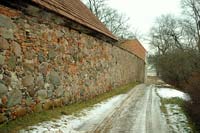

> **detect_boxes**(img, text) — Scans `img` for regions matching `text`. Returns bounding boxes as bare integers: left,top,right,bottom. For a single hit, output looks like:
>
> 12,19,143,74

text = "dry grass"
0,82,137,133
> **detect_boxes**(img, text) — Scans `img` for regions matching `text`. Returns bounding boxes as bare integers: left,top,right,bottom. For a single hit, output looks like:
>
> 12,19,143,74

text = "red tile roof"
119,39,146,61
31,0,117,40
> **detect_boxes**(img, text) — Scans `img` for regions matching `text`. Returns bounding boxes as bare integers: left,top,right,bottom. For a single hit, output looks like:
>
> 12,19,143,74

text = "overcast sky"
107,0,182,50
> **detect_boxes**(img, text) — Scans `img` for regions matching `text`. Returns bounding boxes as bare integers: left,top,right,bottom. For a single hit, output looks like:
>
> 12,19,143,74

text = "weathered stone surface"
3,74,11,86
56,30,64,38
25,97,33,106
13,41,21,57
35,74,44,89
0,5,146,125
10,72,20,89
27,88,37,97
48,70,60,86
24,50,36,60
23,62,35,72
0,6,21,18
0,14,16,29
0,83,7,98
48,50,56,60
25,5,40,16
54,17,65,25
0,55,5,65
7,89,22,107
39,62,49,75
44,83,54,98
7,55,16,69
38,52,45,63
63,90,71,105
55,86,64,97
37,90,47,101
0,37,9,50
1,29,14,40
22,74,34,87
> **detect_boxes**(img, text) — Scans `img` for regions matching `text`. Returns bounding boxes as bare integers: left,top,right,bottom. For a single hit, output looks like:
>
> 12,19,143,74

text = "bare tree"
149,14,183,55
82,0,136,39
86,0,107,20
181,0,200,51
148,1,200,128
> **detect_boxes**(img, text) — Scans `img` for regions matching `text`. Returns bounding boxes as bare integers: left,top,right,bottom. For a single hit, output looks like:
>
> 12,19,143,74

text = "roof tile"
119,39,146,61
31,0,117,40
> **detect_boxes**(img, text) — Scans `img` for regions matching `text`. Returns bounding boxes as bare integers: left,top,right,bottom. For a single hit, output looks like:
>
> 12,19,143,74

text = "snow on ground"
20,94,127,133
156,87,192,133
157,88,190,101
165,104,192,133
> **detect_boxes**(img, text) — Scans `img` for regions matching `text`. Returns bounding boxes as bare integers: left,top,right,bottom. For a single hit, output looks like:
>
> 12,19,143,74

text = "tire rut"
92,84,146,133
91,84,169,133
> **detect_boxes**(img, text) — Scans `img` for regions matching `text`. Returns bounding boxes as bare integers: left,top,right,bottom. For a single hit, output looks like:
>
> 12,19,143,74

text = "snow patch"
20,94,127,133
165,104,192,133
157,88,190,101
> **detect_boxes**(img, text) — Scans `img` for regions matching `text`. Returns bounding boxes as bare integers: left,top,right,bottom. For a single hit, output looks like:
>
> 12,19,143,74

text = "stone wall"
0,4,145,123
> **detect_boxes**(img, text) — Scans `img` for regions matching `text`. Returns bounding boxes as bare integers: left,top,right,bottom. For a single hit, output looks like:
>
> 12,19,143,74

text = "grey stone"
35,74,44,89
25,51,36,60
47,88,53,98
24,23,30,29
13,41,21,57
0,14,16,29
44,83,54,97
54,17,65,25
48,71,60,86
25,97,33,106
47,34,52,42
56,30,64,38
10,72,20,88
39,62,49,75
23,62,35,72
48,50,56,60
7,89,22,107
0,55,5,65
7,55,16,69
39,10,52,21
0,83,7,97
3,74,11,86
1,29,14,40
0,37,9,50
27,87,37,97
22,74,34,87
37,90,47,101
26,5,40,16
55,86,64,97
38,52,45,63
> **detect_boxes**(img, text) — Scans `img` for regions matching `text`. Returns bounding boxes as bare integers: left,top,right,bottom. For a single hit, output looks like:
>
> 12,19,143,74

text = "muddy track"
91,85,169,133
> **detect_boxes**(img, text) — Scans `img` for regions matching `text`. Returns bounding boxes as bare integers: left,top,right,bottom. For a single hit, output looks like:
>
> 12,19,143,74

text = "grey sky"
107,0,182,50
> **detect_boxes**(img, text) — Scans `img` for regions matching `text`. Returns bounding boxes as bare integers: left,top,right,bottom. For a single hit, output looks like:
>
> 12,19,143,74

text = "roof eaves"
31,0,118,41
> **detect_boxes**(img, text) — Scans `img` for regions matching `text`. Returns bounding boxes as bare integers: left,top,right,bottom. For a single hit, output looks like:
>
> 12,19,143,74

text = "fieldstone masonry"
0,4,145,124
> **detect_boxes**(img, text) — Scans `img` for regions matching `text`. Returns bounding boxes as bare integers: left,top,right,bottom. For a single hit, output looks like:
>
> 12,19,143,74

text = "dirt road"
78,84,169,133
22,84,172,133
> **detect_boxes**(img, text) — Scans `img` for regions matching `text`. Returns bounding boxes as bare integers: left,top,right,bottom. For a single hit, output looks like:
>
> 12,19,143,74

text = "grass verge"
0,82,137,133
160,97,184,114
159,97,197,132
